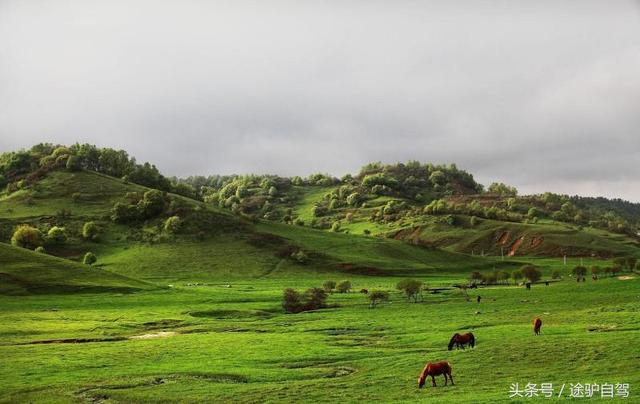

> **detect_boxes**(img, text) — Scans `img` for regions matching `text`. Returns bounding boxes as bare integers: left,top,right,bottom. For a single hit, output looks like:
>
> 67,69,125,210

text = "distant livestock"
533,317,542,335
448,332,475,350
359,288,368,294
418,361,454,388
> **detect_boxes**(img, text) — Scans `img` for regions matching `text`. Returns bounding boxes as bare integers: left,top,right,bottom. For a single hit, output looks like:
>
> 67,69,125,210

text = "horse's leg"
449,372,454,385
431,375,436,387
444,374,448,386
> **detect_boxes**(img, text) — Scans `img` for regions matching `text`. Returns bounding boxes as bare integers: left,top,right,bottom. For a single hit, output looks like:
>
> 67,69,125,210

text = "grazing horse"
418,361,454,388
533,317,542,335
448,332,475,350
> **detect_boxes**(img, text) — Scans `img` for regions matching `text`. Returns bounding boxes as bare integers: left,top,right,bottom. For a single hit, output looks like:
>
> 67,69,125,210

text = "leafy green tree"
336,280,352,293
369,290,389,308
282,288,302,313
396,279,423,302
164,216,182,234
572,266,587,282
521,265,542,284
11,225,43,249
429,170,446,186
302,288,328,311
138,190,167,218
47,226,67,244
66,155,81,171
83,252,97,265
323,280,336,293
82,221,99,241
346,192,361,206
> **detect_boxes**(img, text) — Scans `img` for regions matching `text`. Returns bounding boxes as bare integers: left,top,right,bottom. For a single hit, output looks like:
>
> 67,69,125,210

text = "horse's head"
418,374,426,388
447,333,459,351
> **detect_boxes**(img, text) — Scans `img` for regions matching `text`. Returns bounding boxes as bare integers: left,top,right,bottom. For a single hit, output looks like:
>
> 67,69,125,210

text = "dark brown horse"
418,361,454,388
447,332,475,350
533,318,542,335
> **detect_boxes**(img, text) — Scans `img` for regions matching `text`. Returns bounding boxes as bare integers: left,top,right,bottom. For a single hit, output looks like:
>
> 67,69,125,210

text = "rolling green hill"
0,242,152,295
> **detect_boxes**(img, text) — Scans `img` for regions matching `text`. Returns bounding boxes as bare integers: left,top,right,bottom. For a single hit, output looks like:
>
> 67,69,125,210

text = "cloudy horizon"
1,1,639,201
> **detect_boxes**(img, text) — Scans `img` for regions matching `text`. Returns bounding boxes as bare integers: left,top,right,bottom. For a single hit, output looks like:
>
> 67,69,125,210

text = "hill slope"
0,242,152,295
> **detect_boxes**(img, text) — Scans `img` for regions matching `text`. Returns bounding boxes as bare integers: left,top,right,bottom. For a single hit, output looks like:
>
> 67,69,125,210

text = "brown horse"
447,332,475,350
533,317,542,335
418,361,454,388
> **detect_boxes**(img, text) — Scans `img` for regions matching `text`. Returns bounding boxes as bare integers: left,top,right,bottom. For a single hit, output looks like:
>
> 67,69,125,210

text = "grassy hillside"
0,242,152,295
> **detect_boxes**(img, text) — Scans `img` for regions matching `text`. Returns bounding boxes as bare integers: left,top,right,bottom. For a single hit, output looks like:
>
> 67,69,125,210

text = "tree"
512,270,523,284
282,288,302,313
138,190,167,218
11,225,43,249
336,280,352,293
302,288,327,311
82,221,99,241
323,280,336,293
572,266,587,282
521,265,542,284
346,192,361,206
369,290,389,308
396,279,423,302
83,252,97,265
488,182,517,196
164,216,182,234
66,155,81,171
47,226,67,244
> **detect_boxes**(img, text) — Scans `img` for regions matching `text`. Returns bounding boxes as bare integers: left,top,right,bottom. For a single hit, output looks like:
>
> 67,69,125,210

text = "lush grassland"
1,268,638,403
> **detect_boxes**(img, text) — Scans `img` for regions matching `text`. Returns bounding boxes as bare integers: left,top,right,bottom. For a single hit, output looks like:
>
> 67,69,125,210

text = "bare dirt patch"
617,276,635,280
129,331,177,340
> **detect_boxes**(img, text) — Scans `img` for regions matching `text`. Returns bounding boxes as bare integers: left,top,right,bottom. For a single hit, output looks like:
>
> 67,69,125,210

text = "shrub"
282,287,327,313
164,216,182,234
323,280,336,293
369,290,389,308
331,221,341,232
521,265,542,284
470,216,478,226
396,279,423,302
294,218,304,226
138,190,167,219
83,252,97,265
572,266,587,281
47,226,67,244
363,229,371,236
11,225,43,249
302,287,327,311
82,221,99,241
336,280,352,293
35,246,46,254
282,288,302,313
551,269,561,279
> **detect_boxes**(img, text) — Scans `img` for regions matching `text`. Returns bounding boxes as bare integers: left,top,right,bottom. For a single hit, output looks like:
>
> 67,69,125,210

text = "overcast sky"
1,1,639,200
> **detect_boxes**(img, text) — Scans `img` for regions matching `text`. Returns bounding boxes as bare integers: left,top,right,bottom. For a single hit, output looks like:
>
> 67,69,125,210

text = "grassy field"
1,169,639,402
1,262,638,403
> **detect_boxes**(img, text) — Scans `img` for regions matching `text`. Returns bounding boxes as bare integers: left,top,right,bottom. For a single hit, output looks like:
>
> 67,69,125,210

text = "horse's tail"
469,332,475,348
447,334,458,350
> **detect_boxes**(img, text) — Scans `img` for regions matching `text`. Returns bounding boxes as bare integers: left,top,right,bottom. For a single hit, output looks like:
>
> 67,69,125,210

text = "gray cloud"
1,1,639,200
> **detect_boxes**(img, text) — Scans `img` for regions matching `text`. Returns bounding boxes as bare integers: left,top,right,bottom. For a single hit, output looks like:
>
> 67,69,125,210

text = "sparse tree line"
0,143,196,199
282,278,430,312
